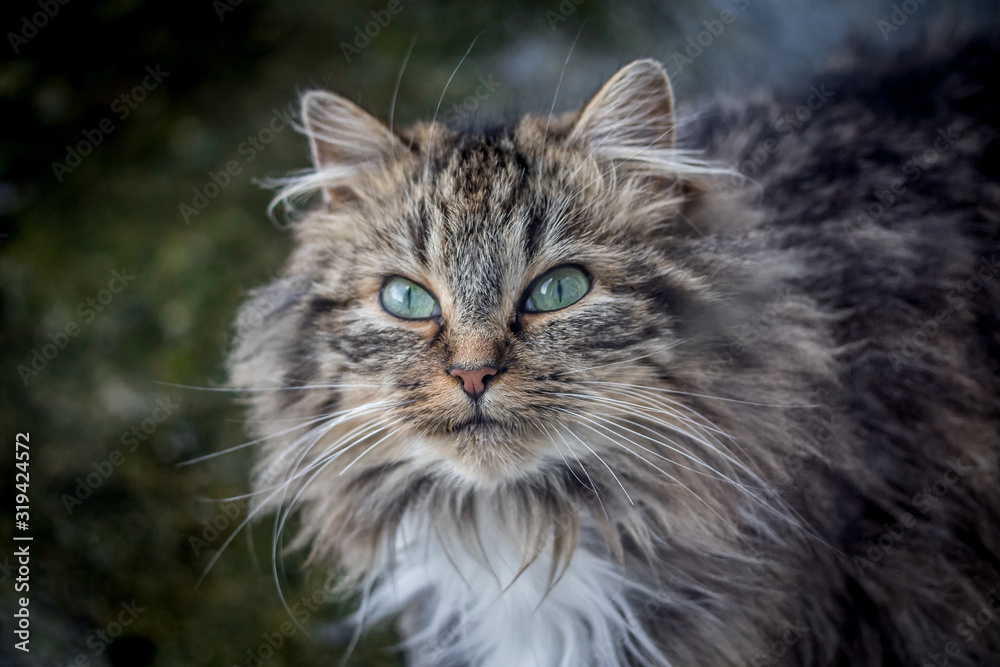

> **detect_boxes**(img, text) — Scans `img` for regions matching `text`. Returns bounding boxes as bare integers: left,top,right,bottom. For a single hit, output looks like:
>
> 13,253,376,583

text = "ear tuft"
301,90,407,171
570,59,676,157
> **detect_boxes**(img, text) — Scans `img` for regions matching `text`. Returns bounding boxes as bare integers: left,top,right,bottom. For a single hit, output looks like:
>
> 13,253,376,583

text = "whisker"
540,423,606,514
561,413,746,543
555,351,660,376
578,380,822,409
593,383,733,440
261,399,412,474
177,401,398,467
551,391,826,544
569,408,744,486
569,409,779,516
265,418,398,635
539,422,590,492
154,379,390,393
422,34,481,181
194,474,304,589
545,391,747,473
265,416,398,497
592,383,758,466
269,419,404,615
215,405,402,502
338,420,406,474
270,417,401,638
560,423,634,505
389,37,417,157
574,381,807,480
537,21,586,191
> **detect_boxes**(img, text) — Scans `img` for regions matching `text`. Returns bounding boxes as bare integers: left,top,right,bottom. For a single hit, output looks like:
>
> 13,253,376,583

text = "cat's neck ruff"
360,507,667,667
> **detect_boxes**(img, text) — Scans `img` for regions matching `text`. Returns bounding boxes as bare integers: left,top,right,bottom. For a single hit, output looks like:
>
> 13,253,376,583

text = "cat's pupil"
524,266,590,313
379,276,438,320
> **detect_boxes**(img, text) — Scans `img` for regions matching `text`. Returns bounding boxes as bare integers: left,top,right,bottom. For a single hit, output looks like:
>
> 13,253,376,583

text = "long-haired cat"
228,30,1000,666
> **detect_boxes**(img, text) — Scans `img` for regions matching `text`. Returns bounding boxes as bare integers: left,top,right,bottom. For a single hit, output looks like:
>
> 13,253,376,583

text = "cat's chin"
420,426,548,488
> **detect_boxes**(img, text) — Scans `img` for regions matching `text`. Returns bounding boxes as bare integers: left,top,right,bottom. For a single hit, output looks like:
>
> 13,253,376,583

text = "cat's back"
691,29,1000,381
683,32,1000,665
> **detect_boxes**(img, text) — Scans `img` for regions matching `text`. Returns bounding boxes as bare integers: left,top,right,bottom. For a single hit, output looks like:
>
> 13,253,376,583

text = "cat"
227,29,1000,667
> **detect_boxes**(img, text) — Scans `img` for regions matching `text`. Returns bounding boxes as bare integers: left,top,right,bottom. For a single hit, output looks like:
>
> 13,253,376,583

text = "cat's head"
231,60,760,499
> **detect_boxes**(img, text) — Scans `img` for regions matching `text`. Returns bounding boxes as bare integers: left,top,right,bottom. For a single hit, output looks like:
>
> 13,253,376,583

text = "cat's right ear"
300,90,409,202
569,59,676,157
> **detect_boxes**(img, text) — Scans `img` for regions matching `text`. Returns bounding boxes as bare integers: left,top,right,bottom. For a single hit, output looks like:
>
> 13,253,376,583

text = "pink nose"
449,365,499,399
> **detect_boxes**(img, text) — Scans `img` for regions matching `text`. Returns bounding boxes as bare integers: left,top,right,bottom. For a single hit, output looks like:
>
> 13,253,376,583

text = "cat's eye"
380,276,440,320
523,265,591,313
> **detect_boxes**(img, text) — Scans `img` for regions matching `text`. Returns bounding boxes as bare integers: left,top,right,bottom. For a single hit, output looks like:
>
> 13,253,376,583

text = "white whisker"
389,37,417,156
537,22,586,191
540,422,609,521
545,391,749,475
578,380,822,409
178,401,397,466
561,411,746,544
555,351,660,376
423,34,480,180
155,379,390,393
560,422,634,505
339,420,406,475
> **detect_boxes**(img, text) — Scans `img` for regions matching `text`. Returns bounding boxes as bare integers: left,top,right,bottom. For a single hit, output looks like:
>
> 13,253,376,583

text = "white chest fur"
359,513,667,667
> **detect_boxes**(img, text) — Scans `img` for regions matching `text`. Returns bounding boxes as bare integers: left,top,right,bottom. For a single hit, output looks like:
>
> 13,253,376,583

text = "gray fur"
229,33,1000,666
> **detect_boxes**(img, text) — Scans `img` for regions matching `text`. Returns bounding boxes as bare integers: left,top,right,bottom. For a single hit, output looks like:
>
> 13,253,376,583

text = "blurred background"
1,1,997,665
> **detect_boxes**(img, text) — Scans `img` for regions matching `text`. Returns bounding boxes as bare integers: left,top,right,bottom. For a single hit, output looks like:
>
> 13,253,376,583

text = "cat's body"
229,31,1000,666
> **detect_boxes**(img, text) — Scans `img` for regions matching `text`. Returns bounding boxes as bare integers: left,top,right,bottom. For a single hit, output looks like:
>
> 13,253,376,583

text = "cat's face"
240,61,725,489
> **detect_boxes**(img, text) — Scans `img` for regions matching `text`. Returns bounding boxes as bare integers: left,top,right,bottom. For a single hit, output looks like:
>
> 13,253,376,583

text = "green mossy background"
0,1,996,665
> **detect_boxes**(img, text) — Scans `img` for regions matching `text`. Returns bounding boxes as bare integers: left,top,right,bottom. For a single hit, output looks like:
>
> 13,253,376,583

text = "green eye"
524,266,591,313
380,277,439,320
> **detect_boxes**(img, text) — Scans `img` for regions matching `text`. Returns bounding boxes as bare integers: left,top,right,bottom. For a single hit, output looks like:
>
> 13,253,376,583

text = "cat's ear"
569,59,675,156
300,90,409,201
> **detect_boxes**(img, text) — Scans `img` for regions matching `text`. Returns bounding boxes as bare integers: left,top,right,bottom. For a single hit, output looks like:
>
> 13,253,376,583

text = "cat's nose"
448,365,499,400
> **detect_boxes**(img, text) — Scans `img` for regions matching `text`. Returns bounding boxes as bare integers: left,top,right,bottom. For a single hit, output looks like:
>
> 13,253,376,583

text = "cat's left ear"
569,59,675,156
300,90,410,202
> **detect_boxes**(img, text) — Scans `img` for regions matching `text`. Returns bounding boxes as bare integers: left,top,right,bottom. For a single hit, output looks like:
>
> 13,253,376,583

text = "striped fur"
230,38,1000,666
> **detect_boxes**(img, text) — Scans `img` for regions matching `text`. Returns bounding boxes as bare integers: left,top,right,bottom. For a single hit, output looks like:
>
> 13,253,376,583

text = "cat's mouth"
449,414,507,433
430,411,544,484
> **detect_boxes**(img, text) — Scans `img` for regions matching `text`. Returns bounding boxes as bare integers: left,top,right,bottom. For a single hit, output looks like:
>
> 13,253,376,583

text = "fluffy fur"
229,31,1000,666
